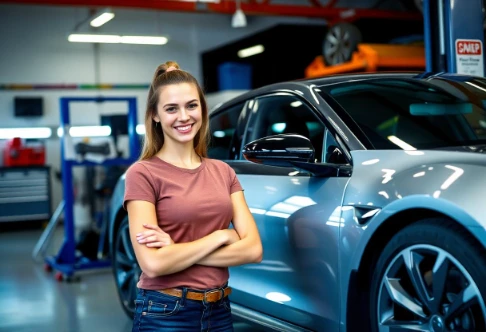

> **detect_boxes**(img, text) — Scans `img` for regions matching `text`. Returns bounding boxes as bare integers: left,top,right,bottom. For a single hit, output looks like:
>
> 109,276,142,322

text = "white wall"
0,4,326,214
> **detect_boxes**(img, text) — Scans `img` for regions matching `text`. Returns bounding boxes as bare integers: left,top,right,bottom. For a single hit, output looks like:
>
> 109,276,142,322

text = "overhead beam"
0,0,422,20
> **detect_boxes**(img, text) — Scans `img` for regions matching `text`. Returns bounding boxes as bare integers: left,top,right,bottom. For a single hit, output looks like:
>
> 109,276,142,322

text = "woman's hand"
136,224,174,248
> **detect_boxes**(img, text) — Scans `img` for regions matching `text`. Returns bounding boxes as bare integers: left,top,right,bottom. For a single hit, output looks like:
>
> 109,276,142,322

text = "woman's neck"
157,143,201,168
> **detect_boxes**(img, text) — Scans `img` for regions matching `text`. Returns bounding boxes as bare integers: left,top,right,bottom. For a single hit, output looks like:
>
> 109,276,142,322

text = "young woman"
124,61,263,331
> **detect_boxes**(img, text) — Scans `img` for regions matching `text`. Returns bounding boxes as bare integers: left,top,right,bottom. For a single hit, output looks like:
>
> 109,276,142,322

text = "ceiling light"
0,127,52,139
232,9,247,28
68,34,168,45
136,124,145,135
58,126,111,137
90,9,115,28
68,34,120,43
238,44,264,58
121,36,168,45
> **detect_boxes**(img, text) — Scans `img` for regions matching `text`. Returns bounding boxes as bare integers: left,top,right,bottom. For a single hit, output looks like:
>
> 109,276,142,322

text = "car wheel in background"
322,22,362,66
112,216,140,318
370,219,486,331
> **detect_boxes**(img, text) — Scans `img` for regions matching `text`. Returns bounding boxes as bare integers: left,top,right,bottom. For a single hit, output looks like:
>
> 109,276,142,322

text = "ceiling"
0,0,422,22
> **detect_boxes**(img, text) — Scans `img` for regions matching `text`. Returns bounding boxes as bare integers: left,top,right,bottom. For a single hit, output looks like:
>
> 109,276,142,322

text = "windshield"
318,76,486,150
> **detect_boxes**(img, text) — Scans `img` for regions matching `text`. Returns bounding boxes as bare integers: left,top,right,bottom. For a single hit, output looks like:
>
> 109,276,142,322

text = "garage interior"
0,0,484,331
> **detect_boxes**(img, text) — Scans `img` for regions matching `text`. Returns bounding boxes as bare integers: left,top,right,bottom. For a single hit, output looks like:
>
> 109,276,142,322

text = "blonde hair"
139,61,210,160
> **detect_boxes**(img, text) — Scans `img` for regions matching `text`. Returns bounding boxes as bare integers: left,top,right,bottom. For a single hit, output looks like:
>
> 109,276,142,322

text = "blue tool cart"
44,96,139,281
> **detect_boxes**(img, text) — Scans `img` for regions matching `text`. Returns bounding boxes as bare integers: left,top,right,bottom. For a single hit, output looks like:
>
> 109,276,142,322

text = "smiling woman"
122,61,262,331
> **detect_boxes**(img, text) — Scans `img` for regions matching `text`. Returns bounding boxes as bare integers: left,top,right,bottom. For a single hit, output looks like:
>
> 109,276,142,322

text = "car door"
220,93,350,331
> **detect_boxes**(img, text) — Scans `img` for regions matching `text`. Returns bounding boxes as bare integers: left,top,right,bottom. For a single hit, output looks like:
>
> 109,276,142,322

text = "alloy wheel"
323,23,360,66
377,244,486,331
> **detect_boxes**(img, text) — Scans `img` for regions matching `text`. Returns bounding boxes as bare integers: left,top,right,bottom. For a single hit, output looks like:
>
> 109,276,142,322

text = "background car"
109,71,486,331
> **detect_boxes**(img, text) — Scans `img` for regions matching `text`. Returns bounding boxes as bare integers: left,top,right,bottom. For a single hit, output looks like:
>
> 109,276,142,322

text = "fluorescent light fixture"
68,34,120,43
232,8,247,28
387,135,416,150
90,11,115,28
136,124,145,135
58,126,111,137
238,44,264,58
121,36,168,45
290,101,302,107
0,127,52,139
68,34,168,45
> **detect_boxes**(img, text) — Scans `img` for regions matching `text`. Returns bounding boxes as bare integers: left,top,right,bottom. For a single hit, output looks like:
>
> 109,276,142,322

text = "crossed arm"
126,191,263,278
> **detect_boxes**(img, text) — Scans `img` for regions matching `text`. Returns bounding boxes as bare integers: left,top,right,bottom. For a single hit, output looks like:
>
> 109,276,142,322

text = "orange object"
305,43,426,78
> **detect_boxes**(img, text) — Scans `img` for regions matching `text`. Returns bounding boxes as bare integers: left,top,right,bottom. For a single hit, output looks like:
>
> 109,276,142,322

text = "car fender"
346,194,486,273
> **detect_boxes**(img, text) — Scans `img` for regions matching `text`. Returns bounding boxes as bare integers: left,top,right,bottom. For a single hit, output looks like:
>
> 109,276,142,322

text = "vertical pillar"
424,0,484,76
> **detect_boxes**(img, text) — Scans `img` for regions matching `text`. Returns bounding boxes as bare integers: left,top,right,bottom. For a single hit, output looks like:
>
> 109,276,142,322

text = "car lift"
306,0,484,78
43,96,139,281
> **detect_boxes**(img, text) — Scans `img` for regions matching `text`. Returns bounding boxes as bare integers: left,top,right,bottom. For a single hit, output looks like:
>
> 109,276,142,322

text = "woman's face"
154,82,202,146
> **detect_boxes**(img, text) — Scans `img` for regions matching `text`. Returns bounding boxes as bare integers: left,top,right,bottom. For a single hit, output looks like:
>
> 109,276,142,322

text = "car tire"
322,22,362,66
112,216,141,318
369,218,486,331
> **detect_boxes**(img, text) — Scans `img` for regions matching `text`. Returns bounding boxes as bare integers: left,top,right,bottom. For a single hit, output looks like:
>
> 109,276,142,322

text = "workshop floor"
0,225,265,332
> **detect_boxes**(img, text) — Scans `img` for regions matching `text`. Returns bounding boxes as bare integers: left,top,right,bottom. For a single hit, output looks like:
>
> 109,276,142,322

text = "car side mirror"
243,134,352,177
242,134,315,167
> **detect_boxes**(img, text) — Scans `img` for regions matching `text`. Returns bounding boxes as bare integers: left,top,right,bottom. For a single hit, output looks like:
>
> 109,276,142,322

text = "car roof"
211,71,423,114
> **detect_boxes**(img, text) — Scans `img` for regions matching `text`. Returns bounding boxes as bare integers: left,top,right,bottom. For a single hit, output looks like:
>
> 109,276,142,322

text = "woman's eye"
188,103,198,109
166,107,176,113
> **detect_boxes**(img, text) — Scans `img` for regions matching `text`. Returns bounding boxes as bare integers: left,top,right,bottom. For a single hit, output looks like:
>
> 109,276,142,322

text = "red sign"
456,40,482,55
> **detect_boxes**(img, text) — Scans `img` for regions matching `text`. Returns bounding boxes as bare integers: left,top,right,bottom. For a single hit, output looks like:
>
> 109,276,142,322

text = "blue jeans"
132,288,234,332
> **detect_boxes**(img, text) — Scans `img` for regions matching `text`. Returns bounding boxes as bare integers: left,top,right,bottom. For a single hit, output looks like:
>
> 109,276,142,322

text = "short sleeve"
123,162,157,210
228,164,243,194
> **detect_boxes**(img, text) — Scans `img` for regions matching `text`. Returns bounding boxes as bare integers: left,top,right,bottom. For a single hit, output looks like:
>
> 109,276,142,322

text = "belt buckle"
204,288,224,303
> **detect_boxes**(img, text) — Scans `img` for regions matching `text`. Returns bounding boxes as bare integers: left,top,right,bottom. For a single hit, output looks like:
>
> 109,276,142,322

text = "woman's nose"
179,109,190,121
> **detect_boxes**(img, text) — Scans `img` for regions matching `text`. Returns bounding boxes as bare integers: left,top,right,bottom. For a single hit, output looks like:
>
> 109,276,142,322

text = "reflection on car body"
109,72,486,331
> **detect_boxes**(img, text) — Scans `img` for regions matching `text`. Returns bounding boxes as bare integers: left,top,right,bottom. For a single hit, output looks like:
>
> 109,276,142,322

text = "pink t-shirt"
123,156,243,290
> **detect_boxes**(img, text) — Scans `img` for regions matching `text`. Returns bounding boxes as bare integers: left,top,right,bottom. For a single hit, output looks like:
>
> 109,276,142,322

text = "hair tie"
166,66,178,73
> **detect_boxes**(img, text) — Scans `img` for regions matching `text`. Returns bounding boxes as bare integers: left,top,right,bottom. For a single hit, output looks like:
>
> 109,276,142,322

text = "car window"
246,95,325,162
319,78,486,149
208,102,245,160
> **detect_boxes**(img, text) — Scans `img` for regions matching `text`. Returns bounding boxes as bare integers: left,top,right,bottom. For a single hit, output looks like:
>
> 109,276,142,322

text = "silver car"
109,72,486,331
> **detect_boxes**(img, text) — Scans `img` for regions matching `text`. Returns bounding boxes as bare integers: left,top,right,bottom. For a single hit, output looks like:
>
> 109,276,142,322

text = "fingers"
137,235,158,244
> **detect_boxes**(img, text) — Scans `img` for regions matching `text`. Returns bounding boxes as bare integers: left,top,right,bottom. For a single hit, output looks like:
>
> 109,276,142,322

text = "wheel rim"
114,219,140,315
324,25,352,65
377,244,486,332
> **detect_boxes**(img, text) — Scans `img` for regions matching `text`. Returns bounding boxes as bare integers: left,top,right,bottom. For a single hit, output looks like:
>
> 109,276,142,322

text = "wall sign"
455,39,484,76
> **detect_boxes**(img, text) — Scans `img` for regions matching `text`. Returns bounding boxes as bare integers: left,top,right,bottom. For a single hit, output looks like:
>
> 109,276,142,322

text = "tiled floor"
0,224,264,332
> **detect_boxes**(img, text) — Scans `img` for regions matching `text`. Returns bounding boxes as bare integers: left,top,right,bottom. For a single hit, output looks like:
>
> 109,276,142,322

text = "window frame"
243,92,335,164
208,100,250,161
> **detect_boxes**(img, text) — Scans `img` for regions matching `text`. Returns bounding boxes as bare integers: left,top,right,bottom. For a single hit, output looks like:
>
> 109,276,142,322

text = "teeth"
176,125,191,131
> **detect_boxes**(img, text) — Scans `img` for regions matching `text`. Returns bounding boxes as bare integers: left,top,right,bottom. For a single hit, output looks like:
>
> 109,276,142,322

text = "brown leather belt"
158,286,232,303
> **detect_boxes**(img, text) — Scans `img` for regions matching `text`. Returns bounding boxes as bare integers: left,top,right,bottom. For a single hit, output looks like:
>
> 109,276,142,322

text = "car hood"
433,144,486,154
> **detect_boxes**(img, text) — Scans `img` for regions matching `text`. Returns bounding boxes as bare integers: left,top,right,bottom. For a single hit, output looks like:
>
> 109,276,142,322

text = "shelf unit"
44,96,139,280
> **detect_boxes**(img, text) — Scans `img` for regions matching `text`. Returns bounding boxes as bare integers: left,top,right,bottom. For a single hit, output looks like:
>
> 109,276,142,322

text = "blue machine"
424,0,484,76
45,96,140,281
